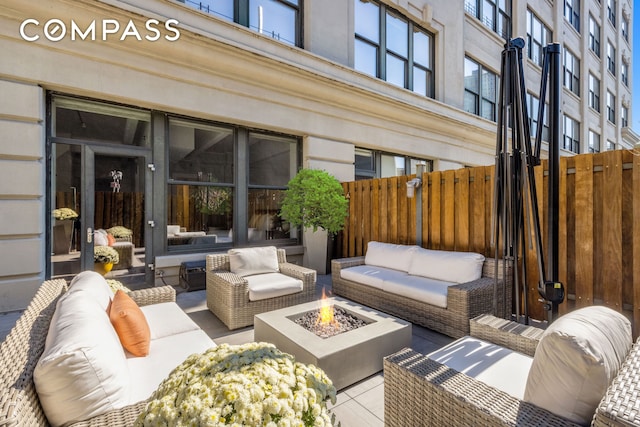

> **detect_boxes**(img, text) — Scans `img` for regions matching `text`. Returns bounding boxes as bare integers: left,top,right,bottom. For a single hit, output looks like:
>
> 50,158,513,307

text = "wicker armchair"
0,279,176,427
206,248,316,330
384,314,640,427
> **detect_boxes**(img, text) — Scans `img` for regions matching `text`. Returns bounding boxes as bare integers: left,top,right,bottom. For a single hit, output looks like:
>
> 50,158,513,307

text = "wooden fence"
337,150,640,333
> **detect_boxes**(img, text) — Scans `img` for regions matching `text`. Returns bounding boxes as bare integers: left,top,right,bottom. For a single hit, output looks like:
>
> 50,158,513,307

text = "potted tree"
280,169,349,274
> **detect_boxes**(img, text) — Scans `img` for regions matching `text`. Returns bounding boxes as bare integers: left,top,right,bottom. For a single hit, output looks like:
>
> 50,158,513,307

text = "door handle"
87,228,93,243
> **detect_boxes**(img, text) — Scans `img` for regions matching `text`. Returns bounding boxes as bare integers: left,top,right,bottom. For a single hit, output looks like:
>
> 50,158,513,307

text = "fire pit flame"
316,288,337,326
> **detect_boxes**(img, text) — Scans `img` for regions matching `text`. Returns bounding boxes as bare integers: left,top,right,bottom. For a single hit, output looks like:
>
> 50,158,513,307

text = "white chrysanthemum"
135,342,336,427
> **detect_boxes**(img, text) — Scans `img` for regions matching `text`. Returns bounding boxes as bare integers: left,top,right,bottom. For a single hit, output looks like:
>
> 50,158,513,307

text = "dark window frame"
464,56,498,122
589,15,601,57
527,9,552,67
564,0,580,32
563,47,580,96
464,0,512,39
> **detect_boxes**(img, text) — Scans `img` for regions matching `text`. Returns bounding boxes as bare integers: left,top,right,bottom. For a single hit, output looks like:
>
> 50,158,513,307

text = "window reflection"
249,0,297,45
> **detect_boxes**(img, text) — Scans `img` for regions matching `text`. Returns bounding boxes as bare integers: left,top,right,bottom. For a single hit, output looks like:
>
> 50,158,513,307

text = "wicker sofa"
331,241,512,338
206,247,316,330
0,276,214,427
384,312,640,427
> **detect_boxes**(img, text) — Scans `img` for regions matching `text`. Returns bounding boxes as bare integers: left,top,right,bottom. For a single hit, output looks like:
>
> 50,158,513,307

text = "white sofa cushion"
364,241,419,272
127,329,216,403
34,290,130,427
67,270,113,311
340,265,408,291
229,246,280,277
428,336,533,399
382,274,456,308
140,302,202,340
524,306,632,425
408,248,485,284
246,272,303,301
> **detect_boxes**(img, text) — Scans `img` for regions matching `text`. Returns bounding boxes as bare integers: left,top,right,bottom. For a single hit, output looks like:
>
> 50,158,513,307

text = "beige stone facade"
0,0,634,310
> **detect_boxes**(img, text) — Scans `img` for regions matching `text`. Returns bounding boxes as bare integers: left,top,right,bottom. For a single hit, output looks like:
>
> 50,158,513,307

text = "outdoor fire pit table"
254,296,412,390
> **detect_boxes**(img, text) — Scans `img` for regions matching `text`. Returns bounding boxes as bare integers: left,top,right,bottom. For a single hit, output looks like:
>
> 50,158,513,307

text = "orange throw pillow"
107,234,116,246
109,290,151,357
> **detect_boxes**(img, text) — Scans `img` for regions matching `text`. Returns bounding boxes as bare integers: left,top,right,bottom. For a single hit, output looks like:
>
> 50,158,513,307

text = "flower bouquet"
106,226,133,239
53,208,78,221
106,279,130,294
94,245,119,264
136,342,337,427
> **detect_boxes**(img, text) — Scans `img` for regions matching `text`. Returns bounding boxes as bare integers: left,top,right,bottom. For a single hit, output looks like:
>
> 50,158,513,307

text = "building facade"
0,0,635,310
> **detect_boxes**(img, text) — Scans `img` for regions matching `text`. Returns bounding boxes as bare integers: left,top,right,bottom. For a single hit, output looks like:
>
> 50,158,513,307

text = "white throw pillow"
34,288,131,427
364,241,419,272
407,248,485,283
524,306,632,425
228,246,280,277
67,270,113,311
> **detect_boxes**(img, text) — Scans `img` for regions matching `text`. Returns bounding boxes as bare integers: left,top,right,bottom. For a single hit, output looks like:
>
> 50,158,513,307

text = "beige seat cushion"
382,274,456,308
524,306,632,425
340,265,408,291
246,272,303,301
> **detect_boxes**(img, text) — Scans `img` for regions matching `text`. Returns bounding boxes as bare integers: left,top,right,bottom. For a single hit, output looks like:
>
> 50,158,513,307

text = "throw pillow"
109,290,151,357
523,305,632,425
228,246,280,277
364,241,419,272
107,233,116,246
407,248,485,284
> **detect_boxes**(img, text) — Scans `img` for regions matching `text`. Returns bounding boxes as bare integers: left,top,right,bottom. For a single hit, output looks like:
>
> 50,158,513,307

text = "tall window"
589,15,601,56
607,140,616,150
527,10,551,66
607,0,616,27
588,130,600,153
354,0,435,97
606,91,616,123
464,0,511,39
563,115,580,153
621,106,628,127
464,57,498,121
167,119,300,248
588,73,600,112
564,0,580,32
182,0,301,46
355,148,431,180
621,61,628,86
563,48,580,96
526,93,549,141
606,41,616,75
622,15,629,41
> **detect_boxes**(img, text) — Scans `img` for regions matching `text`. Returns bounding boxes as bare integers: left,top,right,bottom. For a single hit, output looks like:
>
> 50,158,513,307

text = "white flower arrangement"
53,208,78,220
94,245,119,264
106,226,133,239
136,342,337,427
106,279,130,294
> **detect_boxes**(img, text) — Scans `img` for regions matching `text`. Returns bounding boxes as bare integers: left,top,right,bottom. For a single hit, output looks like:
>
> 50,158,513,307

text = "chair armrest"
128,286,175,306
67,400,148,426
210,270,248,287
279,262,316,287
470,314,543,357
384,348,580,427
593,337,640,427
331,256,366,271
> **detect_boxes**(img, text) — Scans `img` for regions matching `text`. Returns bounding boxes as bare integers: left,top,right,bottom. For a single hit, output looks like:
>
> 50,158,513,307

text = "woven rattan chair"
0,279,176,427
384,314,640,427
206,248,316,330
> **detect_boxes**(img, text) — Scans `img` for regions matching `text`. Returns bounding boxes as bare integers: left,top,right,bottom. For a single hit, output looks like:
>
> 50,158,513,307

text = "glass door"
52,144,151,285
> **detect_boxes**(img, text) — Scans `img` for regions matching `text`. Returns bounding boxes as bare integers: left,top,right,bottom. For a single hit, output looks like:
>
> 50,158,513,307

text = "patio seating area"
0,274,454,426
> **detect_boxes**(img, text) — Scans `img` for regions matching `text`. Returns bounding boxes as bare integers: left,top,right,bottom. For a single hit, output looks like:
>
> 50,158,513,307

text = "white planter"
303,228,328,275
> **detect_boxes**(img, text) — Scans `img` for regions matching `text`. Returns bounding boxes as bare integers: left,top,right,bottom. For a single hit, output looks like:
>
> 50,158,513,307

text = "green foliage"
280,169,349,235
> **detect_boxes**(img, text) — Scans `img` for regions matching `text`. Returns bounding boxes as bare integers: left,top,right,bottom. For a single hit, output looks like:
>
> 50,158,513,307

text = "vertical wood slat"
469,166,486,254
442,170,455,250
603,151,623,310
362,180,372,254
455,168,470,251
371,178,380,244
558,156,569,316
430,171,442,250
389,177,399,244
421,171,430,246
574,155,594,308
397,175,409,244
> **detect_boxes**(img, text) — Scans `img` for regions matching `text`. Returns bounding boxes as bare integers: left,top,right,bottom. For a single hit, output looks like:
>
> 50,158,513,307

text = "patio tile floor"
0,274,454,426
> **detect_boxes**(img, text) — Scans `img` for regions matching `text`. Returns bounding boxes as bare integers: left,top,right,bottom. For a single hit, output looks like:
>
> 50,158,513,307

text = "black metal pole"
547,43,562,320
